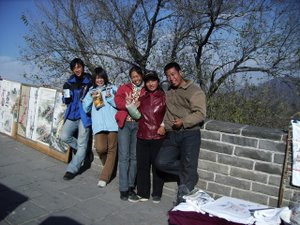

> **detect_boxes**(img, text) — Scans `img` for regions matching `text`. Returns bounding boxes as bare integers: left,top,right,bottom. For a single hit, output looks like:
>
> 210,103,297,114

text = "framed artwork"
17,85,31,137
49,91,68,153
32,87,56,145
0,80,21,136
0,80,70,162
26,87,38,139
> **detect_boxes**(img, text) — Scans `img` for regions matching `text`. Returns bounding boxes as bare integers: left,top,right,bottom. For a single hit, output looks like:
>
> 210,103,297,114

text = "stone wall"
93,119,300,207
195,120,298,207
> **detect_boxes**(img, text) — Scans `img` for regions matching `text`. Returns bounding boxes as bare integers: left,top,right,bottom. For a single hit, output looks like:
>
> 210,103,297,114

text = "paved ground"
0,133,174,225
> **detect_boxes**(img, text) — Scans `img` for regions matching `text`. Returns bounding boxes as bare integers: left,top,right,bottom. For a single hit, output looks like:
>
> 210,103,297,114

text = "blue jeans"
155,129,201,192
118,121,138,192
60,119,91,174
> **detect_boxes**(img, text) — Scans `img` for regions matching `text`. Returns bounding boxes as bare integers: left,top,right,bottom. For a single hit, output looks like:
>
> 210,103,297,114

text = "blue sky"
0,0,37,83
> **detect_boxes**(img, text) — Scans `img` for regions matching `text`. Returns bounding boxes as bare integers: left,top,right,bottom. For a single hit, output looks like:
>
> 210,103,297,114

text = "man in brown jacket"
156,62,206,205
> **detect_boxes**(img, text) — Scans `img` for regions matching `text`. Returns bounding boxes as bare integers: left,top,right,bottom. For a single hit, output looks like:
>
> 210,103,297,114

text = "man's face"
73,63,84,77
165,67,183,88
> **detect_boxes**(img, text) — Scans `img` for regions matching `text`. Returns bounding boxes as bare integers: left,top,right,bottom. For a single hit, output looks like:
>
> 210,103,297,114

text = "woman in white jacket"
82,67,118,187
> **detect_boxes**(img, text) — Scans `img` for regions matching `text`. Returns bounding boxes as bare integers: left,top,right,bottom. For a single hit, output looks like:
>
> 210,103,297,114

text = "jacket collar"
68,73,91,84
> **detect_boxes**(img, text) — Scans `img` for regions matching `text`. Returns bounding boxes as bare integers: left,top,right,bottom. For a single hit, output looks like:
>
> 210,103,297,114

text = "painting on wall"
17,85,31,137
49,91,68,152
32,87,56,145
292,119,300,187
26,87,38,139
0,80,21,136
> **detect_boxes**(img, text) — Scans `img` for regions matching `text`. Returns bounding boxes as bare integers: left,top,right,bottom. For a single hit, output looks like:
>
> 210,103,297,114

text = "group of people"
60,58,206,205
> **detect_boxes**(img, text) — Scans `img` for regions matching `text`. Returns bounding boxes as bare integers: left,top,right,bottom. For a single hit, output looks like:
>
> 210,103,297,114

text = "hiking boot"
63,172,76,180
120,191,129,201
152,196,161,204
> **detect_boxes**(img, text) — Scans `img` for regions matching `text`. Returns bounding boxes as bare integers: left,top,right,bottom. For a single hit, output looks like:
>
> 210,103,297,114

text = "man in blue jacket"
60,58,92,180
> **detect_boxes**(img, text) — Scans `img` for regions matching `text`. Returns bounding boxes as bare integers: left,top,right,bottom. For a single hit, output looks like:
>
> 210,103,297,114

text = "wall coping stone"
204,120,245,134
242,125,287,141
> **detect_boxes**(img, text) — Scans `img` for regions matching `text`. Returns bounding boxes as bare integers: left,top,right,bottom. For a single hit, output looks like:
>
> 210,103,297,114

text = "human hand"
105,86,111,98
134,100,140,108
157,126,166,135
172,118,183,130
91,91,99,98
125,92,133,105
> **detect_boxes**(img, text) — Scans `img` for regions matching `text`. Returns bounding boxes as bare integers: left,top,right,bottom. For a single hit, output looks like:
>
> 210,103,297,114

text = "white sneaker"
97,180,107,188
138,196,149,202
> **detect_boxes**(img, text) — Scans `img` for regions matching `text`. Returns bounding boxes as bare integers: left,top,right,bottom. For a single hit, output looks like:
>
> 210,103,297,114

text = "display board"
0,79,69,162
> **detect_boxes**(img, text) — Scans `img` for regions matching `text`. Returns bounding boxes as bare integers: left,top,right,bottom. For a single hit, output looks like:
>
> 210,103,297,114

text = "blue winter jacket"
62,73,92,128
82,84,118,134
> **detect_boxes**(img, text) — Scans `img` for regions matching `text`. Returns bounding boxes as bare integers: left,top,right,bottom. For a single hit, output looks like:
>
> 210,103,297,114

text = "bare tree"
21,0,299,92
21,0,172,86
168,0,300,97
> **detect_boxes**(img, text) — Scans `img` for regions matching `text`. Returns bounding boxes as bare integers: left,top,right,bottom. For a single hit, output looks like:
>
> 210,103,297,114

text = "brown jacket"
164,80,206,131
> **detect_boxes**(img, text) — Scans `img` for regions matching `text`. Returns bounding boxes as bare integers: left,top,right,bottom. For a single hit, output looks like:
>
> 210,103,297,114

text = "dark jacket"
137,89,166,140
62,73,92,128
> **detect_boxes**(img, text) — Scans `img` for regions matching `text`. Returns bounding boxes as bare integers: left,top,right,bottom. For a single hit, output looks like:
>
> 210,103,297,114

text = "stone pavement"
0,133,175,225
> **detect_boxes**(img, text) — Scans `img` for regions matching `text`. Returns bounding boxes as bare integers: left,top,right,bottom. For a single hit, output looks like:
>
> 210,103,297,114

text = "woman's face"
95,76,105,87
145,79,159,92
130,71,143,86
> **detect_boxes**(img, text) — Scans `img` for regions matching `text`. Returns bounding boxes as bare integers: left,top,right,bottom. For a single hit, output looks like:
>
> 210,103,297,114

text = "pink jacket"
114,83,145,128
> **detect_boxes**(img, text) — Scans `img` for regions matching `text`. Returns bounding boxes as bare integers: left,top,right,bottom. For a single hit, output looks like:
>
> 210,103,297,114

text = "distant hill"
255,76,300,111
214,76,300,130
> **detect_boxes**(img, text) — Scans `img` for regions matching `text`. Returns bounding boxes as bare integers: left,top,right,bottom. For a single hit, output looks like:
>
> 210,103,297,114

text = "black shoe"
152,196,161,204
128,187,136,196
120,191,129,201
63,172,76,180
174,195,185,206
128,192,141,203
128,187,142,202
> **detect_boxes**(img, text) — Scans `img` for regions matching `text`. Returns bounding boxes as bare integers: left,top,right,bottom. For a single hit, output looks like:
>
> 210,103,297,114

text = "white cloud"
0,56,36,84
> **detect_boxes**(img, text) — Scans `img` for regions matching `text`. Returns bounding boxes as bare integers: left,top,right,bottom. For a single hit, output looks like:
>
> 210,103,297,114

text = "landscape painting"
17,85,31,137
32,87,56,145
49,91,68,153
0,80,21,136
26,87,38,139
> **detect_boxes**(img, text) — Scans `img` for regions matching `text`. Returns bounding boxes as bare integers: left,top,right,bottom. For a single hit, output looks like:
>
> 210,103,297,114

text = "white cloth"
172,194,291,225
292,120,300,187
253,207,290,225
201,196,267,224
172,189,214,213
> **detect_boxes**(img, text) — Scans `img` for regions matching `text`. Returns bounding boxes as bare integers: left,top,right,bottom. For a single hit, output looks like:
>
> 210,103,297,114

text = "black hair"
163,62,181,74
129,65,144,78
70,58,85,71
144,70,159,83
144,71,164,92
93,67,109,87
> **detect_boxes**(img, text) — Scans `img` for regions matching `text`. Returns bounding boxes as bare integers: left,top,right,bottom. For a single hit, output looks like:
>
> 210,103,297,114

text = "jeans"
60,119,91,174
155,129,201,192
118,121,138,192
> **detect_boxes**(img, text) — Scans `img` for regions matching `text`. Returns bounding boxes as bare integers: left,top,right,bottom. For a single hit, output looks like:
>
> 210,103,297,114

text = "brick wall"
195,119,299,207
93,119,300,207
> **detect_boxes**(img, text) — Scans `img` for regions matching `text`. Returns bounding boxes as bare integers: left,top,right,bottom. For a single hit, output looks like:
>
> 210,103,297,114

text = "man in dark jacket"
60,58,92,180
